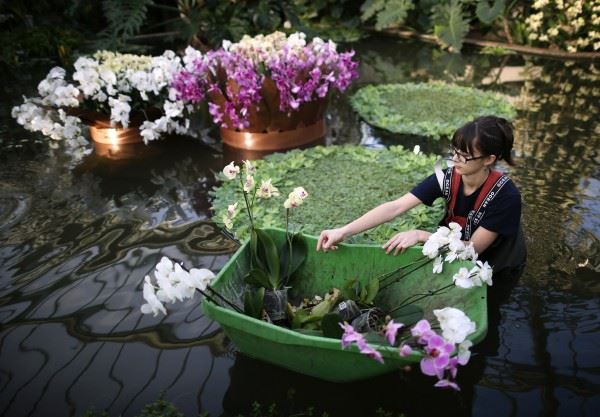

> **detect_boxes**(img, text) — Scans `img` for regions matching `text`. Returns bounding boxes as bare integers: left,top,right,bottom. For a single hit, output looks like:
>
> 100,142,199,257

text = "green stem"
388,282,454,315
285,208,292,284
379,257,436,291
240,176,254,230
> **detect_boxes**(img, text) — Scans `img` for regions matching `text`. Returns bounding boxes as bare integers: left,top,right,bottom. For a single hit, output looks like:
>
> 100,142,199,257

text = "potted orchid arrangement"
331,222,493,390
171,31,359,151
12,49,198,149
220,160,309,322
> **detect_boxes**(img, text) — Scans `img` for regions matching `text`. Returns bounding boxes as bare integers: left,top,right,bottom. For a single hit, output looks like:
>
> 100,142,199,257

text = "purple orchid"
434,379,461,391
384,320,404,345
171,33,359,128
419,334,455,379
411,319,436,344
339,322,384,364
399,344,413,357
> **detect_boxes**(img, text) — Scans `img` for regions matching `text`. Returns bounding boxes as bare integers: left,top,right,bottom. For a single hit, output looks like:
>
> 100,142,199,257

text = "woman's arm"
468,226,498,254
316,193,423,251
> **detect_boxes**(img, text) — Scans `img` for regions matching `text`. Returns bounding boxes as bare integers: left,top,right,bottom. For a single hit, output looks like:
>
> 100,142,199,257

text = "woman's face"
451,146,494,175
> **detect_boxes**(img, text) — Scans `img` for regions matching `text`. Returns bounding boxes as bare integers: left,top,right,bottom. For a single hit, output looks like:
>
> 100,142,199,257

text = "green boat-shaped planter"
203,228,487,382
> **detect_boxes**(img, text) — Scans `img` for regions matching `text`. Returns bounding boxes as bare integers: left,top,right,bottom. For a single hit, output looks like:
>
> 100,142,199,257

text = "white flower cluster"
525,0,600,52
225,31,337,65
433,307,477,344
141,256,216,317
12,49,196,145
422,222,494,288
220,160,307,231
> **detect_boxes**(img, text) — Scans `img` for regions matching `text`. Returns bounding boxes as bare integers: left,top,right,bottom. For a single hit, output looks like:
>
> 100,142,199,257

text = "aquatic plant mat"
210,145,445,243
350,82,516,139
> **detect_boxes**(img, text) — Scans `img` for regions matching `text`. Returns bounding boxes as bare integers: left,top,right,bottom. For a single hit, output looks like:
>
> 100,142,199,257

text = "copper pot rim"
220,119,326,151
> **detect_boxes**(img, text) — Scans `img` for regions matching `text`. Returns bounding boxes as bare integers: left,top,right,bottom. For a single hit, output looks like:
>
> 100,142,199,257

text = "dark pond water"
1,38,599,417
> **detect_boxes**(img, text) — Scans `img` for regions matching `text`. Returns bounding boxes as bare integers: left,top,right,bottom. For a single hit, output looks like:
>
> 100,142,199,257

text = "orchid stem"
240,176,254,230
388,283,454,314
202,286,244,313
379,257,436,291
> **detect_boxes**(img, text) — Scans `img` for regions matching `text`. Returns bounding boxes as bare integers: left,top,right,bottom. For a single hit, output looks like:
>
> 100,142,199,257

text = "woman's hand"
382,230,427,255
316,228,346,252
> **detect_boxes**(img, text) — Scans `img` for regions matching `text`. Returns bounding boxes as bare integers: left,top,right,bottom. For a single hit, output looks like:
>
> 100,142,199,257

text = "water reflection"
1,37,599,417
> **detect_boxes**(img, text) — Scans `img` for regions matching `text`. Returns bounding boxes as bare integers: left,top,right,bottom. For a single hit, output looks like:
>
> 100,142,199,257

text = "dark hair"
451,116,515,166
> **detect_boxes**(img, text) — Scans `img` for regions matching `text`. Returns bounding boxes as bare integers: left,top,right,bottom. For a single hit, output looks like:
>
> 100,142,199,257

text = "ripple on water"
0,191,30,233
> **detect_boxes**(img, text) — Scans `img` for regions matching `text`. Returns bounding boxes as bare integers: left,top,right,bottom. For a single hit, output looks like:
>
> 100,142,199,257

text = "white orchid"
140,257,216,316
243,175,255,193
457,340,473,365
433,255,444,274
452,267,479,289
243,160,257,175
256,179,280,199
222,162,240,180
433,307,476,344
471,260,493,286
222,214,233,230
188,268,216,291
227,202,238,218
422,239,440,259
13,50,191,144
459,243,478,261
140,276,167,316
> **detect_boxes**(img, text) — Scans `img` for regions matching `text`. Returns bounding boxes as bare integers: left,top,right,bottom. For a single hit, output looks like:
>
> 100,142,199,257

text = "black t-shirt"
410,170,522,237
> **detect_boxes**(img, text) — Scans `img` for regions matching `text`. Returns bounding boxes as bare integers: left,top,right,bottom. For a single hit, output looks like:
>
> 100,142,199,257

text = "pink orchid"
384,320,404,345
434,379,461,391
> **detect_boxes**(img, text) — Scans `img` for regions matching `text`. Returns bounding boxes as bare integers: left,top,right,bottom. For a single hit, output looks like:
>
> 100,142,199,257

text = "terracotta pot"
89,125,144,145
211,76,328,151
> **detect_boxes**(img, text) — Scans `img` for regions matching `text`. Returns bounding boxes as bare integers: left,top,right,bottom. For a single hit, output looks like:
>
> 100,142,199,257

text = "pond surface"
1,38,599,417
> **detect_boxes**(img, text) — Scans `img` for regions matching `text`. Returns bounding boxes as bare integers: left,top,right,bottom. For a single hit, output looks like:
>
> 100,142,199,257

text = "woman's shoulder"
491,173,522,207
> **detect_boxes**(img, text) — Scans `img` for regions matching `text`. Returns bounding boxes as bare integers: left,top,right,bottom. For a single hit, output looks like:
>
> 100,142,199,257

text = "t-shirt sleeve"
479,186,521,236
410,173,443,206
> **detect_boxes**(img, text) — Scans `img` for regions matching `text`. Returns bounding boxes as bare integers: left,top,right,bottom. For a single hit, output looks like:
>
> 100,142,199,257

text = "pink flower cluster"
171,33,359,129
340,318,472,391
267,41,358,112
410,319,470,391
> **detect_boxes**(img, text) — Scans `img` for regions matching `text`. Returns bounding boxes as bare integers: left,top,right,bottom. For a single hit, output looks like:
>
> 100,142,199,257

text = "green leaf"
360,0,386,22
432,0,470,52
390,304,424,327
255,228,280,288
244,268,272,289
243,287,265,319
364,276,380,304
321,313,344,339
280,233,308,286
374,0,414,30
359,286,369,304
476,0,505,25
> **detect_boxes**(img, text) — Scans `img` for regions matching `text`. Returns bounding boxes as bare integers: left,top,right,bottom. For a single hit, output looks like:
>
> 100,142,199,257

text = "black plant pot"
263,288,289,322
333,300,361,322
350,307,385,333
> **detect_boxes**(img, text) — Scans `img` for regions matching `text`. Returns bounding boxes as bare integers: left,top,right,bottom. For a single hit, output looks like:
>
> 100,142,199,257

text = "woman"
316,116,527,277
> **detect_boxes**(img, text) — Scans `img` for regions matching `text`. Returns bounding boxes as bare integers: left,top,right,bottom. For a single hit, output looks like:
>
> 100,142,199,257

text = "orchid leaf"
244,268,271,289
310,288,341,317
243,287,265,319
255,228,280,288
279,233,308,286
321,313,344,339
390,304,424,327
364,276,380,304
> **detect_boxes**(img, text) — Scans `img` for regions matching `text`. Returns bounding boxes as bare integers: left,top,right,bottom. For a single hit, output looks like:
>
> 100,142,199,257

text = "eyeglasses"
448,148,487,164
